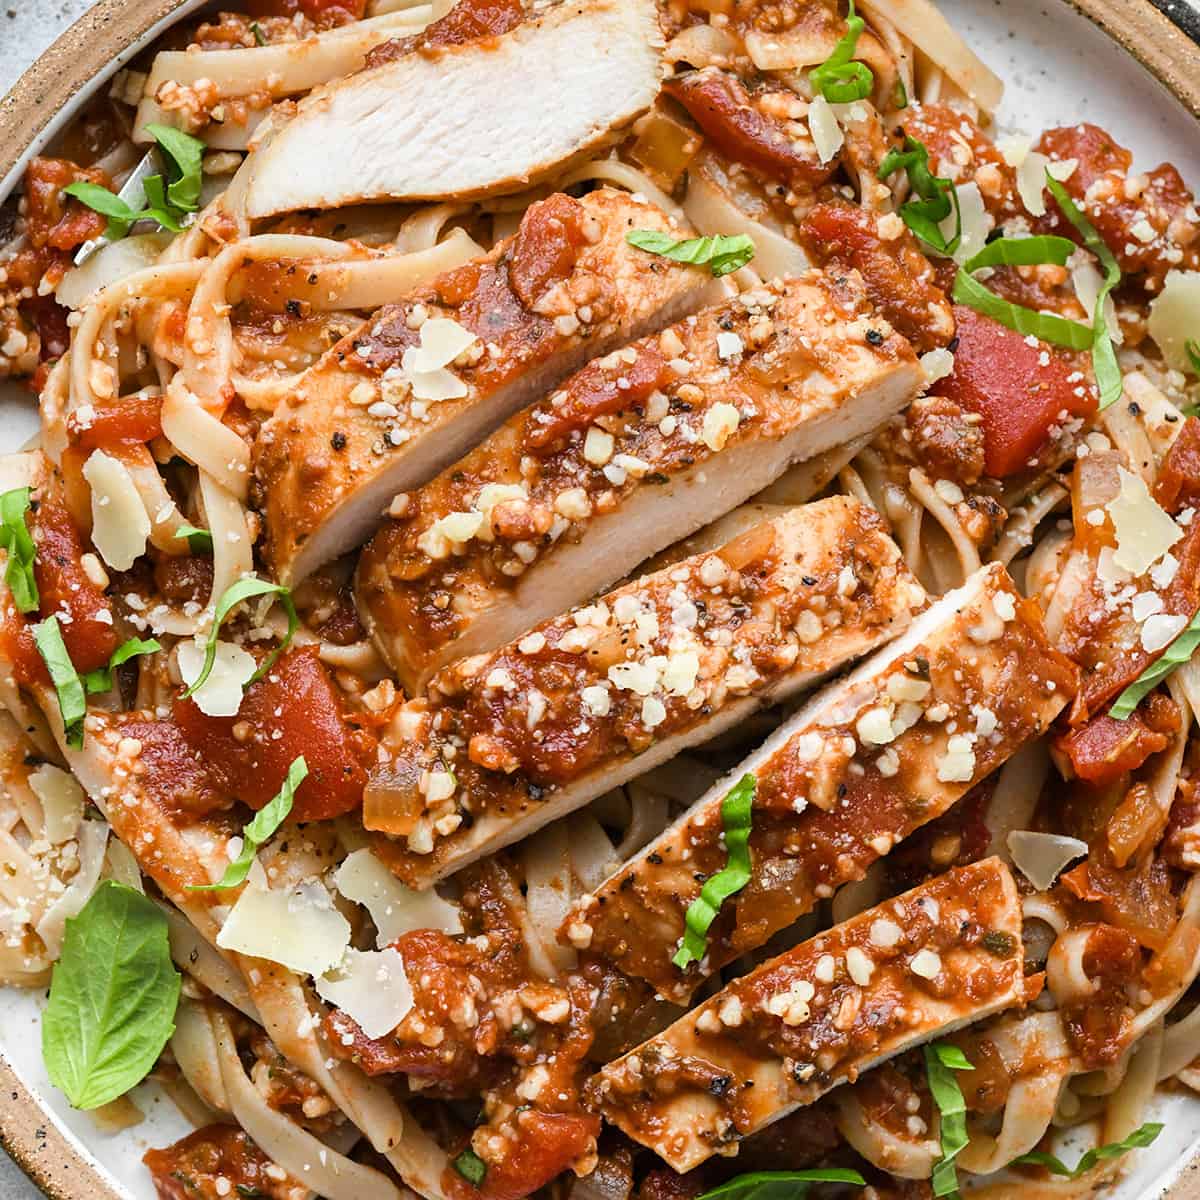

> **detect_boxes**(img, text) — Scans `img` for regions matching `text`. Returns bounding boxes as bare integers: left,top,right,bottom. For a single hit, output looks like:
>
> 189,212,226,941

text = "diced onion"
1007,830,1088,891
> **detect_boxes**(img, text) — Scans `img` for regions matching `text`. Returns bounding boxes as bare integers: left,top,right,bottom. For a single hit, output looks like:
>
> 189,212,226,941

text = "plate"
1,0,1199,1196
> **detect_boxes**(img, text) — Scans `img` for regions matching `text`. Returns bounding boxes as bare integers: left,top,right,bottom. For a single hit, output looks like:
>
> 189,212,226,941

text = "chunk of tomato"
932,306,1096,477
172,645,373,820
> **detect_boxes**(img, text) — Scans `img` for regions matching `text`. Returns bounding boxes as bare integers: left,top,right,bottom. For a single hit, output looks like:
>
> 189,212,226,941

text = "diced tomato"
70,393,165,450
799,202,953,352
1051,693,1179,786
32,493,119,673
144,1125,296,1200
445,1111,601,1200
21,157,109,252
664,69,832,188
1154,416,1200,513
931,306,1096,477
244,0,365,28
1050,921,1140,1068
507,192,589,312
172,645,373,820
22,295,71,364
114,715,229,817
419,0,525,48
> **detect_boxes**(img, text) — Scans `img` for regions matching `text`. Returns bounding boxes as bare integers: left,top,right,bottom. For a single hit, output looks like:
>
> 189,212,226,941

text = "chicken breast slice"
254,189,716,583
587,857,1027,1172
574,562,1077,1002
362,497,926,886
356,270,924,692
243,0,661,216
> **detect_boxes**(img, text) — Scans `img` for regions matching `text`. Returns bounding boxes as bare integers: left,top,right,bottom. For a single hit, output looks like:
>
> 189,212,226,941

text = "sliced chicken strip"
357,270,924,692
363,497,926,885
254,189,717,582
243,0,661,216
587,857,1027,1172
574,562,1076,1002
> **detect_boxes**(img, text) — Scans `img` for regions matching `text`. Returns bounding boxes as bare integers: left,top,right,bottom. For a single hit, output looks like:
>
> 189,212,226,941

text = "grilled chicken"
575,562,1077,1002
357,271,924,692
243,0,661,217
362,498,926,886
587,857,1026,1172
254,189,716,583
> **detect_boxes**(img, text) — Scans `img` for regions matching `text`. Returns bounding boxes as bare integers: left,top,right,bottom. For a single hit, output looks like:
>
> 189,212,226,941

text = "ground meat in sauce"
1052,922,1140,1068
904,393,987,486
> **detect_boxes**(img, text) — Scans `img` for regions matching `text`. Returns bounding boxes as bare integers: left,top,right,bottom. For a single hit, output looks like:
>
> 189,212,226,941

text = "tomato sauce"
70,393,166,451
144,1125,298,1200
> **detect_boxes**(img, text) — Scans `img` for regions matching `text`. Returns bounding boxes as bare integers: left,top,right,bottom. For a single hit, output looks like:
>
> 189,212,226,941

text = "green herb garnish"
82,637,162,695
1111,611,1200,719
1011,1122,1162,1178
925,1041,973,1197
453,1149,487,1188
878,135,960,255
625,231,755,278
188,756,308,892
183,575,297,700
250,20,267,45
1186,339,1200,374
697,1169,867,1200
175,524,213,553
42,881,181,1109
808,0,874,103
33,615,87,750
0,486,39,614
673,773,755,970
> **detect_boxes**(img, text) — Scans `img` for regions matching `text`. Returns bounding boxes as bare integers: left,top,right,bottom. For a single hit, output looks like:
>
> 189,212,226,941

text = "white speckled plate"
1,1,1199,1196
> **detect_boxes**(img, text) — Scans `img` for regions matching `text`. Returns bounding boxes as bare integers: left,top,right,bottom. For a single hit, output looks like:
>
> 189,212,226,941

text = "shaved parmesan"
947,181,989,265
1107,467,1182,577
405,318,478,372
316,947,413,1038
29,763,85,844
177,639,257,718
1007,830,1087,891
333,848,463,947
1147,270,1200,372
807,95,843,165
82,450,151,571
997,134,1031,168
1016,150,1051,217
1071,254,1122,343
217,881,351,976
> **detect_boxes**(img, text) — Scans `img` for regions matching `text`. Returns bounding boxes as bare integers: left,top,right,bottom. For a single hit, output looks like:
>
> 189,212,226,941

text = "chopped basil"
453,1149,487,1187
175,523,214,553
250,20,267,45
808,0,874,104
188,756,308,892
82,637,162,695
1186,338,1200,374
697,1169,866,1200
877,136,960,255
33,615,87,750
625,230,755,277
959,234,1077,271
1011,1121,1162,1178
0,486,39,614
64,125,205,240
1110,611,1200,719
1044,172,1122,409
891,76,908,110
951,269,1093,350
673,773,755,970
924,1041,972,1198
42,881,181,1109
182,575,297,700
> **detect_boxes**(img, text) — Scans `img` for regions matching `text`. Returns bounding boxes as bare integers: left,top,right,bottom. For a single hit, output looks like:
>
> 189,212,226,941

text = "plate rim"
1,0,1200,1196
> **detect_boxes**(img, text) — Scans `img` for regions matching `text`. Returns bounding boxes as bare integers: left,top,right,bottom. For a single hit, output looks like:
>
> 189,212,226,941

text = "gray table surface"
2,0,1200,1197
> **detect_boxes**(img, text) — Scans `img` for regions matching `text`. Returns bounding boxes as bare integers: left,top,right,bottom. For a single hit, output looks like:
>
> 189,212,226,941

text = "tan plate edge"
0,1053,124,1200
1,0,1200,1196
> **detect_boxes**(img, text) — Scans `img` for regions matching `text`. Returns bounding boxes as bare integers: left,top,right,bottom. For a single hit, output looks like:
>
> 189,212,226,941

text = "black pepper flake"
285,299,302,318
708,1075,733,1097
527,783,544,800
946,336,960,353
802,575,818,587
331,431,347,451
866,329,884,346
648,852,663,864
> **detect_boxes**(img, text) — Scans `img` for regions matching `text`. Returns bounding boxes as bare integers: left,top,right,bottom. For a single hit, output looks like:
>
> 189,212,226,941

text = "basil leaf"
175,523,214,553
140,175,185,233
33,615,87,750
182,575,297,700
1044,172,1123,409
673,773,755,969
1011,1121,1162,1178
892,76,908,110
878,136,959,255
808,0,874,103
625,231,755,277
0,486,40,614
924,1041,972,1198
962,235,1077,272
250,20,267,45
42,880,181,1109
1110,611,1200,719
698,1168,866,1200
952,269,1095,350
453,1149,487,1187
82,637,162,695
145,123,206,212
1186,338,1200,375
188,756,308,892
62,181,138,240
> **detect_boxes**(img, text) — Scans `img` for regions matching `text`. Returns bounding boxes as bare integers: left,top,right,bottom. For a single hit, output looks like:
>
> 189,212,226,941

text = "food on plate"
0,0,1198,1197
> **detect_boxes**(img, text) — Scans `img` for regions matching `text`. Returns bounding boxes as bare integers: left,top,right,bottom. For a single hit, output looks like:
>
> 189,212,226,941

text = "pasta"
1,0,1199,1198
